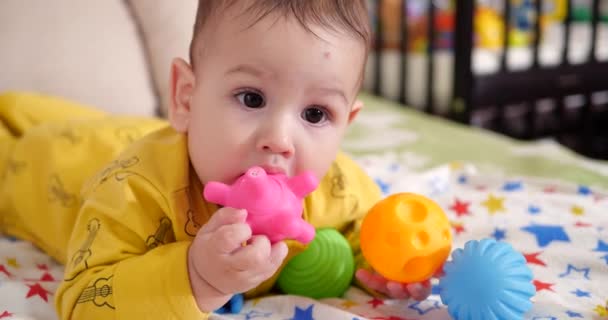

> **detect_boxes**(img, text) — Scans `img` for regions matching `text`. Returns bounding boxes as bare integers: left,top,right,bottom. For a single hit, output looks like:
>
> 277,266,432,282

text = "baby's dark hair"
189,0,371,67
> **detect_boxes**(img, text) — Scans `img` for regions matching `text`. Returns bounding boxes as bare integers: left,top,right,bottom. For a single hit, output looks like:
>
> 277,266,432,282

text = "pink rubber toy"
203,166,319,244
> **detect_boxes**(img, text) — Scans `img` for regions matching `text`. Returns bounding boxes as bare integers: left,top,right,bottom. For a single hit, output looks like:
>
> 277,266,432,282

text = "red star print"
524,252,547,267
449,198,471,217
0,265,12,277
367,297,384,308
37,264,49,271
594,194,607,202
39,272,55,281
0,311,13,319
574,221,592,228
475,185,487,191
543,186,556,193
452,223,466,235
372,317,415,320
533,280,555,292
25,283,52,302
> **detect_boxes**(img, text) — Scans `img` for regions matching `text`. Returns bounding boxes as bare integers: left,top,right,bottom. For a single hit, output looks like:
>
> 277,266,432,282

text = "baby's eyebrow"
316,87,348,106
226,64,267,78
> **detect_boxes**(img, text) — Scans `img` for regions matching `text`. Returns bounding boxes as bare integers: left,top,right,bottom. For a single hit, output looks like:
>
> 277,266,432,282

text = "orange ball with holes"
360,193,452,283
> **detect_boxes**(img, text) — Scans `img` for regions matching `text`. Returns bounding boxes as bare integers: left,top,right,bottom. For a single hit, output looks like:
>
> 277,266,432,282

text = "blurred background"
365,0,608,159
1,0,607,159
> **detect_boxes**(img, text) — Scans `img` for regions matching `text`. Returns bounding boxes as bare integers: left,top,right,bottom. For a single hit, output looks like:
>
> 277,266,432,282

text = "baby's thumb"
201,207,247,234
269,241,288,268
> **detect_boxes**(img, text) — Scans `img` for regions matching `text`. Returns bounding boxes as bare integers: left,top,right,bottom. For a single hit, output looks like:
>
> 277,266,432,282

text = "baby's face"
180,6,365,185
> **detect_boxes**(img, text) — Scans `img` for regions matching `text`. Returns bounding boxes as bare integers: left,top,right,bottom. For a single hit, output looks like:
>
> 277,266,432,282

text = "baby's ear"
169,58,195,132
348,99,364,124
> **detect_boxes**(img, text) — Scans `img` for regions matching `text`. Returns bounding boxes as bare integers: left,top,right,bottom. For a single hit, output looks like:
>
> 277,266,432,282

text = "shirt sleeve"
54,171,208,320
304,152,384,296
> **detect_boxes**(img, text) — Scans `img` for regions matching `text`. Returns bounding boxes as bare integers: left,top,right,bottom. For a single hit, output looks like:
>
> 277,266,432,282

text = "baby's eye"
236,91,265,109
302,107,328,124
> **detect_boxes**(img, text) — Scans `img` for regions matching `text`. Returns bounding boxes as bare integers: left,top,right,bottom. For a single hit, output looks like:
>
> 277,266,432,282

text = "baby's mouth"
258,165,287,175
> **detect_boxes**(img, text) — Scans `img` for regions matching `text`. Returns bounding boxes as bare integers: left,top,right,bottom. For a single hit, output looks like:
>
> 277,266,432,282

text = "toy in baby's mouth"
203,166,319,244
203,166,320,314
360,193,537,320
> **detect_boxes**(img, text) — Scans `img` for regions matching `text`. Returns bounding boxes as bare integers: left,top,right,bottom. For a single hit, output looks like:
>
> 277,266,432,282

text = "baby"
0,1,431,319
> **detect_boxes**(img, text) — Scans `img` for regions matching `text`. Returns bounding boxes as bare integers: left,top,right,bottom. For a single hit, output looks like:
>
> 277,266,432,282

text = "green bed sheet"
343,93,608,190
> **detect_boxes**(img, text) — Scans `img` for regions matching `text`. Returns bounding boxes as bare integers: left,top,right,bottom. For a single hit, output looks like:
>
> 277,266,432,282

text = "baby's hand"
355,269,432,301
188,207,288,311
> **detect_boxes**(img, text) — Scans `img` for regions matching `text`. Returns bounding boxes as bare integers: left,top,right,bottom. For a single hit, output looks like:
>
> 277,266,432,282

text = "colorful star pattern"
571,289,590,298
451,221,465,235
593,240,608,252
341,300,358,309
1,163,607,320
492,228,506,241
524,252,547,266
521,224,570,247
528,205,541,215
533,280,555,292
0,265,11,277
565,310,583,318
558,264,590,280
577,186,592,196
482,194,506,214
594,302,608,316
571,205,585,216
290,305,314,320
367,298,384,308
503,181,523,191
6,258,19,269
449,198,471,217
25,283,52,302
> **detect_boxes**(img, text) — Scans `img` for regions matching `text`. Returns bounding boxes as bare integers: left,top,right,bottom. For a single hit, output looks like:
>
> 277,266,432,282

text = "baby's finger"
386,281,411,300
211,223,252,253
355,269,389,294
200,208,247,234
406,281,432,301
230,235,272,271
267,241,288,272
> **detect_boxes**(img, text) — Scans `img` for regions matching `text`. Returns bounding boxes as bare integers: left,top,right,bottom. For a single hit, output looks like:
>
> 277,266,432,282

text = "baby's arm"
55,174,205,319
55,172,287,319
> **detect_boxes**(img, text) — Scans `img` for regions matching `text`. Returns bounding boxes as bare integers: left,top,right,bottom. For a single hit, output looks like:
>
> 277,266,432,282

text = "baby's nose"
256,125,294,157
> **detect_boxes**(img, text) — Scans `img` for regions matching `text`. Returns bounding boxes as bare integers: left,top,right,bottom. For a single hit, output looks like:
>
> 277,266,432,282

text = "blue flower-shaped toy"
439,239,536,320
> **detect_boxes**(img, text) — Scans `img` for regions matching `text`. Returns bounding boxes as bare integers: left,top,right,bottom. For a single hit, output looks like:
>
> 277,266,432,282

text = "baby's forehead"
189,1,370,67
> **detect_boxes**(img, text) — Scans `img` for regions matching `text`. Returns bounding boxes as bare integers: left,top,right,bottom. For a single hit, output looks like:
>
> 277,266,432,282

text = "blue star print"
577,185,592,196
245,310,273,320
290,305,314,320
503,181,523,191
593,240,608,252
558,264,590,280
532,317,557,320
409,300,441,315
565,311,583,318
521,224,570,247
601,254,608,265
375,178,390,195
492,228,506,241
571,289,591,297
528,205,541,215
458,175,467,184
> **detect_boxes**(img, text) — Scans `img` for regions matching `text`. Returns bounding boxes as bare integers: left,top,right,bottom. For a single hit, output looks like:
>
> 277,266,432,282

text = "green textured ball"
277,228,355,299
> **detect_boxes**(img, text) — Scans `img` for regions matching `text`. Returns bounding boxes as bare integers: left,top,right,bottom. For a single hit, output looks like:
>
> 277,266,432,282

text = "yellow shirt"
0,92,382,320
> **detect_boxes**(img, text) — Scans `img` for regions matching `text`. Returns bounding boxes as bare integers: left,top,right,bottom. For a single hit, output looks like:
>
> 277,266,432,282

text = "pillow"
0,0,158,116
127,0,198,118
